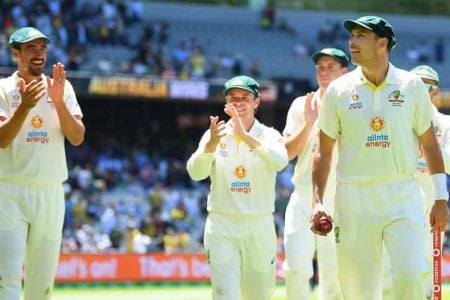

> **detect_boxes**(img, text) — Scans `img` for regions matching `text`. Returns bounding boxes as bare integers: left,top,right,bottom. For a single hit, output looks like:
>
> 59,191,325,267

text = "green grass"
50,282,450,300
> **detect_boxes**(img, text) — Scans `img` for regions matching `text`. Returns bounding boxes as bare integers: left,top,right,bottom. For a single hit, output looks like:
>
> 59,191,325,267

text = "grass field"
51,282,450,300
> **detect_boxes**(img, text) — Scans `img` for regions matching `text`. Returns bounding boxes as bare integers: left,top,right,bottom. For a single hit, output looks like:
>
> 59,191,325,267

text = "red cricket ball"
316,218,332,234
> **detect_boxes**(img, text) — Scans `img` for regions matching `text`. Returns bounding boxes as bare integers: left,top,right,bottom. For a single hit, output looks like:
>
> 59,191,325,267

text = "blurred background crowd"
0,0,449,255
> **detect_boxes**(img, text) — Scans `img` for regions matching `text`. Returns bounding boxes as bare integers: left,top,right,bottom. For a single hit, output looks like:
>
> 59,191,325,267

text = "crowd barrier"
55,253,450,283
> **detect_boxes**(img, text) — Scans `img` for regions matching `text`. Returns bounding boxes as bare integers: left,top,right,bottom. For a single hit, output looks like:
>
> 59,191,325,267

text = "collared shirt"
319,63,433,184
284,92,337,197
0,71,83,184
187,119,288,216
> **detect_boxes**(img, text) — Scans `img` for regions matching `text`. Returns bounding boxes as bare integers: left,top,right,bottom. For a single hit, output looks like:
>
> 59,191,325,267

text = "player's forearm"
284,121,315,160
312,150,332,206
240,131,261,150
0,104,30,148
53,101,85,146
423,145,445,175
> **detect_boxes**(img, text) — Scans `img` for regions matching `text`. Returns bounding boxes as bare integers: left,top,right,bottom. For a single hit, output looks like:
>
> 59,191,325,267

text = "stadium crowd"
0,0,449,256
61,136,295,254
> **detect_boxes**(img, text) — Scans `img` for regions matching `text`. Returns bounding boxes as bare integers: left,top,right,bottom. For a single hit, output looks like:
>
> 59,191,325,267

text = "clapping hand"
46,63,66,105
204,116,227,153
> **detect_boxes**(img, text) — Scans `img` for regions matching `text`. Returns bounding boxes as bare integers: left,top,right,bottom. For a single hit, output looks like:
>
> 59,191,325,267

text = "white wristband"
432,173,449,201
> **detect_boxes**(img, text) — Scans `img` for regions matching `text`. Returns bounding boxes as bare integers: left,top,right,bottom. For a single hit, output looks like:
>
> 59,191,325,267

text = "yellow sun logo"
234,165,247,179
369,116,385,132
30,115,44,129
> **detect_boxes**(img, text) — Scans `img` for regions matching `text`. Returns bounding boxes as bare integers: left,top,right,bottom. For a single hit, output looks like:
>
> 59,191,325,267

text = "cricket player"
0,27,85,300
186,75,288,300
283,48,348,300
410,65,450,298
310,16,449,299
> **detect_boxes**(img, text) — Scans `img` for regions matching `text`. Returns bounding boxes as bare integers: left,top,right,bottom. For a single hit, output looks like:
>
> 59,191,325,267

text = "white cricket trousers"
334,178,428,300
0,181,65,300
283,188,342,300
204,212,277,300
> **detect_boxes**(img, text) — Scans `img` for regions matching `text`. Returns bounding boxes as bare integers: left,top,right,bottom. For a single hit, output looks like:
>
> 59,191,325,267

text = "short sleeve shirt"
319,63,433,184
0,72,83,183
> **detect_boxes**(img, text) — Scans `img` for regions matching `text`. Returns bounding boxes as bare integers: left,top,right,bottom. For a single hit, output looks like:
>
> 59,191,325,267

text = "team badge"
218,142,228,156
30,115,44,129
234,165,247,179
387,90,405,107
349,92,362,110
369,116,385,132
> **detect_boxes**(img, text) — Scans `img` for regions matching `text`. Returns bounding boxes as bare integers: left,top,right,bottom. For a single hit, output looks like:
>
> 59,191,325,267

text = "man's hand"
310,202,333,236
46,62,66,105
304,92,319,125
224,103,246,138
429,200,449,232
18,78,46,109
204,116,226,153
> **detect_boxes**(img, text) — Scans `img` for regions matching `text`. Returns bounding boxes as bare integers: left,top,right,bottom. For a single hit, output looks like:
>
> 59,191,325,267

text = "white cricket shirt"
0,72,83,184
416,107,450,207
284,92,337,197
187,119,288,216
319,63,434,184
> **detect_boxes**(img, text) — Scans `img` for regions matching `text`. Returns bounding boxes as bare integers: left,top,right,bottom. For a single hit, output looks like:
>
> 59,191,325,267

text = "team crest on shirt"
369,116,384,132
348,92,362,110
218,142,228,156
31,115,44,128
230,165,252,194
365,116,391,148
234,165,247,179
10,91,21,107
387,90,405,107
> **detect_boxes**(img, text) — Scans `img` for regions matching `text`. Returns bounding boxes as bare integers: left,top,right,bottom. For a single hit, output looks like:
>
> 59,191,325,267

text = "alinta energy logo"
365,116,391,148
230,165,252,194
27,115,49,144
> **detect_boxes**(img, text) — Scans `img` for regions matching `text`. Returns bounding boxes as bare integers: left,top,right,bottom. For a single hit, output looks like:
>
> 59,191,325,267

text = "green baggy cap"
410,65,439,85
312,48,349,67
9,27,50,47
344,16,397,50
223,75,260,97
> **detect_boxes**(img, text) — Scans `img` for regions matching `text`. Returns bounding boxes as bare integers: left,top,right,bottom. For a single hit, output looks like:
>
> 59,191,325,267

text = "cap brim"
223,85,257,96
10,36,50,47
344,19,373,33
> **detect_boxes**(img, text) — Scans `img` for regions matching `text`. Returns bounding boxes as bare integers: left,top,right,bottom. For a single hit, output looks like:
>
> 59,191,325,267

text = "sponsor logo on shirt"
417,160,428,173
218,142,228,156
365,116,391,148
10,91,20,107
387,90,405,107
349,92,362,110
26,115,49,144
230,165,252,194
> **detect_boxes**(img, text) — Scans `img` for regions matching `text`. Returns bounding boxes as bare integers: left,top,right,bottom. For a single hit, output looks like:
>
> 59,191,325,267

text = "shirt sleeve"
413,80,434,136
65,81,83,117
318,84,339,139
283,97,305,136
186,130,215,181
0,80,9,118
253,127,289,172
